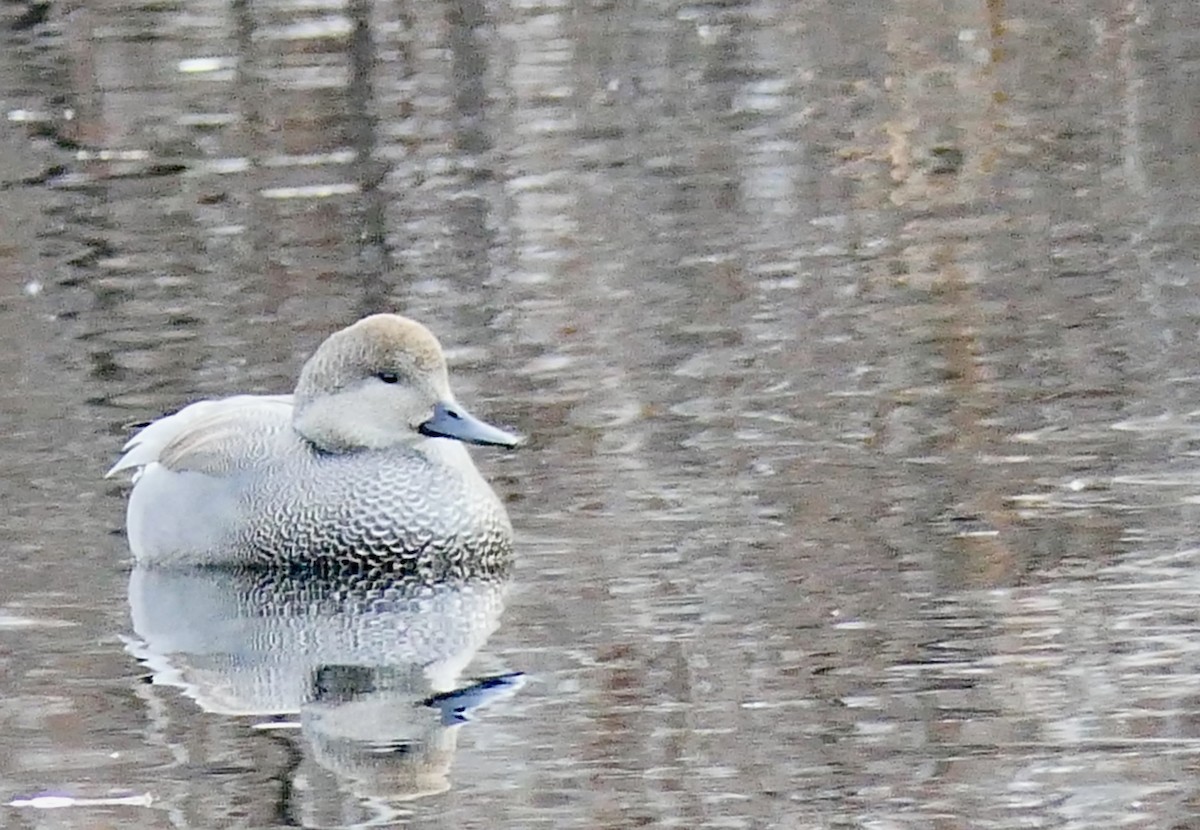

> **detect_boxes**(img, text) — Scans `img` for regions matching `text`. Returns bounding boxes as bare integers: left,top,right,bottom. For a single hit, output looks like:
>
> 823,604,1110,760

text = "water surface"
3,0,1200,827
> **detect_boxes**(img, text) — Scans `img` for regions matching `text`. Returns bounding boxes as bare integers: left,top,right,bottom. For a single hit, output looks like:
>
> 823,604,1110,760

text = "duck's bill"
419,401,524,448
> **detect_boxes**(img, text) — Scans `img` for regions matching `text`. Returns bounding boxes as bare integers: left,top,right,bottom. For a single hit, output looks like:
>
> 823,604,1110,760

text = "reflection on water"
2,0,1200,827
128,565,516,822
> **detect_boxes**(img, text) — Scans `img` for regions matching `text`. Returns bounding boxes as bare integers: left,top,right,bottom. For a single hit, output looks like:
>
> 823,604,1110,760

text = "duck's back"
121,397,512,570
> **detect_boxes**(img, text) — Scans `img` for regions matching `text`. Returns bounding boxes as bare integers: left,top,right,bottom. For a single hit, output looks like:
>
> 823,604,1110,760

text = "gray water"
3,0,1200,827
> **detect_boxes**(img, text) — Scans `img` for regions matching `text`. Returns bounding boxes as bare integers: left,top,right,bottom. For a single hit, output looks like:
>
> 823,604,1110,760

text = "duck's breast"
233,444,513,568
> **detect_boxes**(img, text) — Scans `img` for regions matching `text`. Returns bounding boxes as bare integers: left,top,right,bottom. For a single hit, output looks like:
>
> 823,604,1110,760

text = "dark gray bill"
419,401,523,447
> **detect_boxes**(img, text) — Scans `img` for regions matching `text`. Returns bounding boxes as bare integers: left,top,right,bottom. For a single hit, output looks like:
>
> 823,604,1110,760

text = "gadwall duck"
107,314,521,570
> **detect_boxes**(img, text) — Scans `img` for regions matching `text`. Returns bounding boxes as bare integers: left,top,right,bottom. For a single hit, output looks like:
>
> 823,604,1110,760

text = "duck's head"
293,314,522,453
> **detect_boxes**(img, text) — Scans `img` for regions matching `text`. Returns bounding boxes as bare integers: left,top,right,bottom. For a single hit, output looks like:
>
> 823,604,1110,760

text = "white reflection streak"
8,792,154,809
501,6,578,284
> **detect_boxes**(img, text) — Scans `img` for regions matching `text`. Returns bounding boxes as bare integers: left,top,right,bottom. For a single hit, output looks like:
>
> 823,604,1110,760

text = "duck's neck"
293,397,408,453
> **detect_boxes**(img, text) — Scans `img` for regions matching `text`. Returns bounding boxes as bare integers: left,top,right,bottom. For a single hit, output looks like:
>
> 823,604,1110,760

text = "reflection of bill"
424,671,527,725
126,565,519,805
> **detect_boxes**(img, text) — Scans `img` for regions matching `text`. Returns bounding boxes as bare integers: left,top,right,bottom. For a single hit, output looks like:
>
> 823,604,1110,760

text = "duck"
107,313,522,571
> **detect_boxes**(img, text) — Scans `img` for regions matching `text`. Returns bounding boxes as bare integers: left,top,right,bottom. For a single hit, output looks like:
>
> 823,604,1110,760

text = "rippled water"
3,0,1200,827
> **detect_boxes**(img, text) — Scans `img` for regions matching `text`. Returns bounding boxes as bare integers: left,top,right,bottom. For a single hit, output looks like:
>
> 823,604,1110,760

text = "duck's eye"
376,371,400,384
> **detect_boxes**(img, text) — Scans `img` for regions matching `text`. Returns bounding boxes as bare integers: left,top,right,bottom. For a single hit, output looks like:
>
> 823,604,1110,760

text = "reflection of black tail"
423,672,527,725
311,664,379,703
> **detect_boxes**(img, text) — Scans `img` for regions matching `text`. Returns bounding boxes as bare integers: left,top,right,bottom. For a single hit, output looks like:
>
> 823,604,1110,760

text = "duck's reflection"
126,563,521,805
